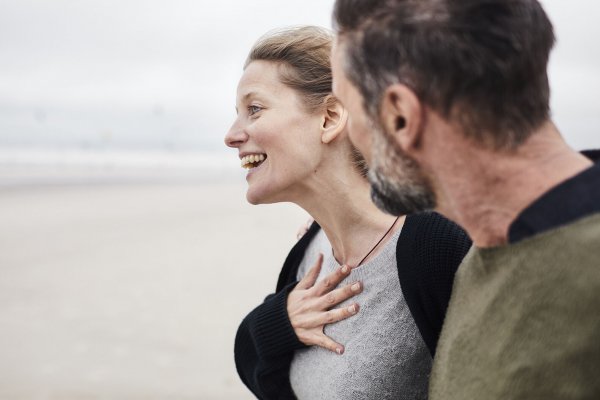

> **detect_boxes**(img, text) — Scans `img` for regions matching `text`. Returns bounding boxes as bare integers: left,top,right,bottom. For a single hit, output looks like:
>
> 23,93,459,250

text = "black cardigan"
234,212,472,399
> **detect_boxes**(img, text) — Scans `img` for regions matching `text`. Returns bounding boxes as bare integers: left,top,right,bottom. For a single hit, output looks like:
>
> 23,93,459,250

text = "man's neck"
430,121,593,248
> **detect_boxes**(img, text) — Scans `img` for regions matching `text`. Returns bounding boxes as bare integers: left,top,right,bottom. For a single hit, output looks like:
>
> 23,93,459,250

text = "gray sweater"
289,228,431,400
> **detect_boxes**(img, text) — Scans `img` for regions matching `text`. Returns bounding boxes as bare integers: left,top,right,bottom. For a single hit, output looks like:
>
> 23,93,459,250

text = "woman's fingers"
311,332,345,355
296,253,323,290
317,303,360,325
312,263,352,296
293,299,360,330
320,281,362,308
288,257,362,354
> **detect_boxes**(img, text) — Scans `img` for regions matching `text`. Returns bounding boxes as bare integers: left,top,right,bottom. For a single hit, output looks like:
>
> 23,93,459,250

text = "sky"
0,0,598,154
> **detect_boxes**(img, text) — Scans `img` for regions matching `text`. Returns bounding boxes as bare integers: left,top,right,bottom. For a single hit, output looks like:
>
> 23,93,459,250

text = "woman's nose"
224,122,248,148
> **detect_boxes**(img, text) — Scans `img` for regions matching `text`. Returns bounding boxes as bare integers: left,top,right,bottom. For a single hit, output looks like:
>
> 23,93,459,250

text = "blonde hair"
245,26,334,113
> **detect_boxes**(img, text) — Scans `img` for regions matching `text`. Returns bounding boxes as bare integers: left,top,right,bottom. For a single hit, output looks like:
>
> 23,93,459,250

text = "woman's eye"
248,105,262,116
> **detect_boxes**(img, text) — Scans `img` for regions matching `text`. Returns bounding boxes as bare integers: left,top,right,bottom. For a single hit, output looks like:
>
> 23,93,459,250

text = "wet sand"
0,174,308,399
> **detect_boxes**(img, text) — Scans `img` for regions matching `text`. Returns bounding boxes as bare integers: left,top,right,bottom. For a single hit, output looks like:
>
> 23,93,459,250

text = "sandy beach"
0,167,309,399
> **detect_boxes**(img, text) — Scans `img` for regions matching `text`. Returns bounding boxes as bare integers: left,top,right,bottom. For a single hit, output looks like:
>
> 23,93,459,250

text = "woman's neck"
293,166,403,268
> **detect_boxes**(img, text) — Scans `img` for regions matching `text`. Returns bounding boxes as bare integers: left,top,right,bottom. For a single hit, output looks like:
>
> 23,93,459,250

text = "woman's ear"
379,84,423,151
321,96,348,144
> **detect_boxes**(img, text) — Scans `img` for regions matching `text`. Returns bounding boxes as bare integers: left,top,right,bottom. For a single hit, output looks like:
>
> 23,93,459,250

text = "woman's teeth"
241,154,266,169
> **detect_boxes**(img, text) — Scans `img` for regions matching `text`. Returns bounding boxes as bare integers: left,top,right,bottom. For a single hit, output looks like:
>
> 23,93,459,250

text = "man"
330,0,600,398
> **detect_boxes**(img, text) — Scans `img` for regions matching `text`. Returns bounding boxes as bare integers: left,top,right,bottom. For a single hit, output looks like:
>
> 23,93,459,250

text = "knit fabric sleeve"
234,283,306,399
233,223,320,399
396,212,472,356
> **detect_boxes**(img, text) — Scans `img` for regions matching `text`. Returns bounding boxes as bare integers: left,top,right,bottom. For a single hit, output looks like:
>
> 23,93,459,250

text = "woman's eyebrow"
235,92,256,111
242,91,258,102
238,90,268,109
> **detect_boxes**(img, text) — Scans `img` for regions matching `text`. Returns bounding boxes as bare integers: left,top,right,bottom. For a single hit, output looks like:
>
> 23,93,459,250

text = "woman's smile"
242,153,268,179
240,153,267,169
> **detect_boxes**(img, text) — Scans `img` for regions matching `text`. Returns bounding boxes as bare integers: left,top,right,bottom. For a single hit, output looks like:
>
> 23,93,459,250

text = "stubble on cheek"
367,122,436,216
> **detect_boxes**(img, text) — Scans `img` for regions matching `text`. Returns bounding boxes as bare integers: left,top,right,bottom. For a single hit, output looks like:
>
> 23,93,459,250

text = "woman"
225,26,471,400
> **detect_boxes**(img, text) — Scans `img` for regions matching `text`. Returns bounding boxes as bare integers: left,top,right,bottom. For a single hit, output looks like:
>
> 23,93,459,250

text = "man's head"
331,0,555,215
332,37,437,216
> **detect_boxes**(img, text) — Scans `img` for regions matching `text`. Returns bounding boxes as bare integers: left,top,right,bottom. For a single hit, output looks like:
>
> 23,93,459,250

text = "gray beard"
367,124,436,216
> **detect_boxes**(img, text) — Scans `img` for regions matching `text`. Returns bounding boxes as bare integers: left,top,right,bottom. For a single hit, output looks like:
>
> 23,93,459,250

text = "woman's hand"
287,254,362,355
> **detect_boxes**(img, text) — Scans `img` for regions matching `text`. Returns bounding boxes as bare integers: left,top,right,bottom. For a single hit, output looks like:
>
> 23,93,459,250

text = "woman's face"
225,60,324,205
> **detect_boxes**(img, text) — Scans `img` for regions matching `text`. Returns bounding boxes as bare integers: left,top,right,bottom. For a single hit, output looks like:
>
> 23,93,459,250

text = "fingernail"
348,305,357,314
341,265,349,274
336,347,344,355
351,282,360,292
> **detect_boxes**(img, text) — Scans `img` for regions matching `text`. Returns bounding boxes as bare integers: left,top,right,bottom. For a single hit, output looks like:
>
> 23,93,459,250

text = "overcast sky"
0,0,598,153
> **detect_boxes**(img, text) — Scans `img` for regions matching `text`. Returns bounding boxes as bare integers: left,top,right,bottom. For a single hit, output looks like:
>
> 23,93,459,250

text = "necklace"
333,216,400,267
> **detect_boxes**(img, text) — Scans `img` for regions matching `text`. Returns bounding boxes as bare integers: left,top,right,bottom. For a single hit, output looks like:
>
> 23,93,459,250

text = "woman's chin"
245,188,269,205
246,187,282,205
245,193,262,205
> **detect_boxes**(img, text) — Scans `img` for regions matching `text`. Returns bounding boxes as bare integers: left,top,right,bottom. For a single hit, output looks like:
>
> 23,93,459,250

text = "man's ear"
321,96,348,144
379,84,423,151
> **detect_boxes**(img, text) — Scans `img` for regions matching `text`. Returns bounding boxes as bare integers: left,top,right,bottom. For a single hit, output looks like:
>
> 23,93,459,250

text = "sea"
0,146,241,188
